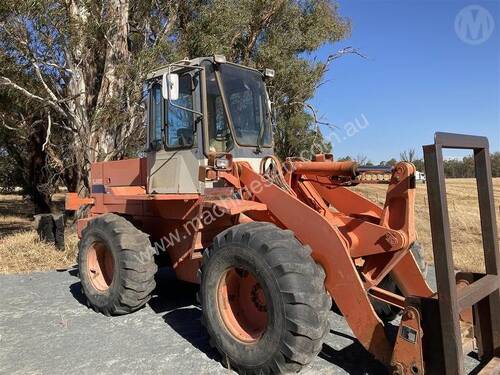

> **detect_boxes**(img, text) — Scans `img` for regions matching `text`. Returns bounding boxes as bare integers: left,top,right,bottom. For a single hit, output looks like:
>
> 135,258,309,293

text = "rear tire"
78,214,157,316
200,222,331,374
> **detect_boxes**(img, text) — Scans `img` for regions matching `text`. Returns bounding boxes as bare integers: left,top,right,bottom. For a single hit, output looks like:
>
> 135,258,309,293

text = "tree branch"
31,60,60,103
153,10,178,47
0,77,67,118
42,112,52,151
280,101,338,129
0,114,20,131
316,46,368,89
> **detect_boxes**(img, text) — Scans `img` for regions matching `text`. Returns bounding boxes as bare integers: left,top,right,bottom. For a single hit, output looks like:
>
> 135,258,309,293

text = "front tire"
200,222,331,374
78,214,157,316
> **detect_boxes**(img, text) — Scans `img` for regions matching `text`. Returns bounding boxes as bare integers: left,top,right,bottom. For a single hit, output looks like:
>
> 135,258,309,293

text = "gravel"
0,266,480,374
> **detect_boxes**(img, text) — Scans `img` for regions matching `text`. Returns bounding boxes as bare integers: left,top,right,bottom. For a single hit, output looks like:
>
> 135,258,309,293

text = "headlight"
208,152,233,171
215,157,230,170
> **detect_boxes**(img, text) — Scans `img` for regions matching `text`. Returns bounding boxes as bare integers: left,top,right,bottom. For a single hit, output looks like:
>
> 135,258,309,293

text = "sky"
309,0,500,163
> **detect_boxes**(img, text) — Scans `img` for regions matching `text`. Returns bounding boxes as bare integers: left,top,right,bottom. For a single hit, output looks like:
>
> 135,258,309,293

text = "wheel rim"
86,241,114,292
217,267,268,343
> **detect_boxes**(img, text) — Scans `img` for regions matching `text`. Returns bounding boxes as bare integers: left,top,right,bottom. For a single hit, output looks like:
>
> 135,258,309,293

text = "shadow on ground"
151,268,221,361
320,330,387,374
69,266,219,362
69,266,390,374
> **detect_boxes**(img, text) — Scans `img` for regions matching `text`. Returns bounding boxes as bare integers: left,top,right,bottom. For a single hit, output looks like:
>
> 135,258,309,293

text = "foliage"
405,153,500,178
338,152,500,178
0,148,24,193
274,111,332,160
0,57,65,209
177,0,350,159
0,0,350,203
0,0,183,198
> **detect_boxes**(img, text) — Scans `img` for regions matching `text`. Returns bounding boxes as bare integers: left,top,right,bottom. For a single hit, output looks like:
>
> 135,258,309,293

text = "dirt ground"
1,178,499,274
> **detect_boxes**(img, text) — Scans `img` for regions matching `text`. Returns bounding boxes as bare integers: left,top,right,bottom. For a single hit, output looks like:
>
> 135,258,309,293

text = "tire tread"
78,213,157,316
200,222,331,374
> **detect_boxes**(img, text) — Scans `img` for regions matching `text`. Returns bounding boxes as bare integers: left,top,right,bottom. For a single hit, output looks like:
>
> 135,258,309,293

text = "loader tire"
78,213,157,316
372,242,427,322
199,222,331,374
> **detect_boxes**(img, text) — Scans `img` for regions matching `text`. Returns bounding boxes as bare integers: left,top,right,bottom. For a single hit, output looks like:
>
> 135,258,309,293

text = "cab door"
147,72,203,194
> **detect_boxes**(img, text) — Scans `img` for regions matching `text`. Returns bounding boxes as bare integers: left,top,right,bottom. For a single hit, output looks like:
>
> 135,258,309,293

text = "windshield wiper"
254,121,265,154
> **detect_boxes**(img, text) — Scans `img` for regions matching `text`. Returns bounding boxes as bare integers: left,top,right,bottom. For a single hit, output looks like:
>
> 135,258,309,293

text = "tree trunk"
96,0,131,160
63,0,132,195
29,123,53,214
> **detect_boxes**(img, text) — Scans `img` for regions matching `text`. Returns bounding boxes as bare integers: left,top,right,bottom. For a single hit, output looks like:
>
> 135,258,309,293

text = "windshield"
219,64,272,147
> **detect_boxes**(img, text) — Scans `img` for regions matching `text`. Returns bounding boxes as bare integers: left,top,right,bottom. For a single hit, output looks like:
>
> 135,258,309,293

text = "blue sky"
309,0,500,163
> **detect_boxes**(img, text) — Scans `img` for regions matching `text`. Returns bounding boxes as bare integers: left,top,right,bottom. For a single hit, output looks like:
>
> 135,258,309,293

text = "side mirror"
162,73,179,101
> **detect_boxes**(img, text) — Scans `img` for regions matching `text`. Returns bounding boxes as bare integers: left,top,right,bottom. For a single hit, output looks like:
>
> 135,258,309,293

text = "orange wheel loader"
66,56,500,374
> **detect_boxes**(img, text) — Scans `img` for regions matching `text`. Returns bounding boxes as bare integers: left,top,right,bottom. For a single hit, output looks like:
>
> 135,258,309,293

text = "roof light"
264,68,275,78
214,55,226,64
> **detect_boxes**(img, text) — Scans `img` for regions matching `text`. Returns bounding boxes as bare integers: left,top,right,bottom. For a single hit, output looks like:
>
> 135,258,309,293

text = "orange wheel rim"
86,241,114,292
217,267,268,343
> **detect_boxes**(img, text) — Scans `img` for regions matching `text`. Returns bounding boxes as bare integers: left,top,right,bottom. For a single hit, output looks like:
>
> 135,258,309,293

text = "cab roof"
146,57,263,80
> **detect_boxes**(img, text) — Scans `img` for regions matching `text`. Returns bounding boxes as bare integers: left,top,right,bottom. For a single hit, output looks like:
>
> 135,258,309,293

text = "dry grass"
1,179,499,274
0,194,78,274
0,230,78,274
352,178,500,273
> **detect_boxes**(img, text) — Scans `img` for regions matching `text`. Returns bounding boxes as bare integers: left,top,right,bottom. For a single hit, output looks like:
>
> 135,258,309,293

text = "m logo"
455,5,495,45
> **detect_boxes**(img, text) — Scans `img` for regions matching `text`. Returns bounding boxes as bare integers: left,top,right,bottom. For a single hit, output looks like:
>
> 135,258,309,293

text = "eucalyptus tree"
0,0,350,200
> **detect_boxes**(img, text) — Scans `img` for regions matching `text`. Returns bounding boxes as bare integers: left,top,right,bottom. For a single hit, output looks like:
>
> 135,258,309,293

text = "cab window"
165,74,194,148
149,83,162,148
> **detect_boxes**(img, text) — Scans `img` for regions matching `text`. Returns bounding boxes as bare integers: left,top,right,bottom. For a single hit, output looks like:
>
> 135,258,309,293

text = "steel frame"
423,132,500,374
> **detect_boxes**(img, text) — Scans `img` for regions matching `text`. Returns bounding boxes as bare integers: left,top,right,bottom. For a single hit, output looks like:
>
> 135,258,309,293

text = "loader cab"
145,56,274,194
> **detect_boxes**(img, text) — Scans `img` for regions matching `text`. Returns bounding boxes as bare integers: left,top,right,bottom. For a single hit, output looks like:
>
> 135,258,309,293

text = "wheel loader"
66,56,500,374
